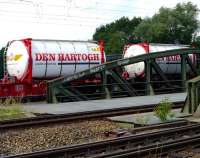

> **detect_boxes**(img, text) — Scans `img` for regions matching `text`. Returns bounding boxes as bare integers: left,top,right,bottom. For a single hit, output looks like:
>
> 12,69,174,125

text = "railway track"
3,121,200,158
0,101,183,130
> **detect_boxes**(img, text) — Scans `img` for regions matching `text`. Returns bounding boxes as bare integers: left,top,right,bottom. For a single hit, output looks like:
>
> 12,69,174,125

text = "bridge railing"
183,76,200,114
46,48,200,103
47,79,184,103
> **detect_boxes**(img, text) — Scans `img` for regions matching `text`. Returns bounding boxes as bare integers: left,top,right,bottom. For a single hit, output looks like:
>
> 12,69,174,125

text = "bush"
154,99,173,121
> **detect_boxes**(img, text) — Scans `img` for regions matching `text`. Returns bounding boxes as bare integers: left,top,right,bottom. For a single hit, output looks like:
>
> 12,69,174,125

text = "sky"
0,0,200,48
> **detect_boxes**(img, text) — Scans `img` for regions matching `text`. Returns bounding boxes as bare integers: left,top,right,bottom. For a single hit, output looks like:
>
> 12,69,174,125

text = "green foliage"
93,2,199,54
192,36,200,48
0,98,35,121
0,105,25,121
134,2,199,44
93,17,142,54
133,18,167,43
154,99,173,121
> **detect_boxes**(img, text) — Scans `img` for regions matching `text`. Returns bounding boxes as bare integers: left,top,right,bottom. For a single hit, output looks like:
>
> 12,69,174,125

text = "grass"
154,98,173,121
0,98,25,121
0,105,26,121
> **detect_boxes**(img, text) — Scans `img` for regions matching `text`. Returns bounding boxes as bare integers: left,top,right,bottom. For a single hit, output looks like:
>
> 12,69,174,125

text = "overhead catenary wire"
1,0,199,18
1,0,198,40
0,0,155,12
0,0,154,17
0,0,198,29
0,0,146,28
0,8,116,22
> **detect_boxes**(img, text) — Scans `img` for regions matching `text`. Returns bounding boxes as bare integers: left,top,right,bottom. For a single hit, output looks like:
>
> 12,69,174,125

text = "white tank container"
123,43,192,78
6,38,105,81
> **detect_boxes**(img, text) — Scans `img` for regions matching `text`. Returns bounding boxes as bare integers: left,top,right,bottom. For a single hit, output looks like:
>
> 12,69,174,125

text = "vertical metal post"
46,82,57,103
196,53,200,73
188,82,192,113
181,54,187,91
191,83,196,113
195,83,199,111
197,83,200,110
145,60,154,95
46,82,53,103
182,76,200,114
102,70,111,99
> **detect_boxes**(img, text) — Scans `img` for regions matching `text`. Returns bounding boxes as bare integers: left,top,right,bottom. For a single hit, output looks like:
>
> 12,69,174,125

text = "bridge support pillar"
145,60,154,95
181,54,187,91
102,71,111,99
182,76,200,114
46,82,57,103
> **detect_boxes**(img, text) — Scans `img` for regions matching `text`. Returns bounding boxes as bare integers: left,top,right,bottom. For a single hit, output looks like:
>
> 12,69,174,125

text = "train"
0,39,197,101
0,38,105,100
7,38,105,82
123,43,194,79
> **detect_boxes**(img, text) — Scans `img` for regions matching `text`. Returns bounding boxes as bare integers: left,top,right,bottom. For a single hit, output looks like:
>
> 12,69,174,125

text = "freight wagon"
0,38,105,101
123,43,194,78
0,39,196,101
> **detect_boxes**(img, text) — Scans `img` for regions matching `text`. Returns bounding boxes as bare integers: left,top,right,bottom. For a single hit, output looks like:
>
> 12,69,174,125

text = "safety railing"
183,76,200,113
47,79,185,103
47,48,200,103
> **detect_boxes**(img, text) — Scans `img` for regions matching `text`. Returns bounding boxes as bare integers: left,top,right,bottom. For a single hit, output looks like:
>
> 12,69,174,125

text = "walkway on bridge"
23,93,186,115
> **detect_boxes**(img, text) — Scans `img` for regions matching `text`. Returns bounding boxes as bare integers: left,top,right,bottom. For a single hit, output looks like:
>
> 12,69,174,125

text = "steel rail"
130,119,189,133
96,135,200,158
0,101,183,130
4,122,200,158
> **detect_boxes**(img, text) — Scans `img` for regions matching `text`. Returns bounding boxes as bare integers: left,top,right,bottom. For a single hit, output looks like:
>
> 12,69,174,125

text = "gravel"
165,150,200,158
0,119,119,156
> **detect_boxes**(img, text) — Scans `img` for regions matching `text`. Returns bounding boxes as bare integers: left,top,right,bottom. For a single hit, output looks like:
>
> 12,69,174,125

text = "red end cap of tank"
21,38,32,83
98,40,105,63
139,43,149,53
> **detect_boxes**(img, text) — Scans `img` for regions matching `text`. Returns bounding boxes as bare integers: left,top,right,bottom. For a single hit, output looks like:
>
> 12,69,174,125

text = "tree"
93,17,142,54
192,36,200,48
134,2,199,44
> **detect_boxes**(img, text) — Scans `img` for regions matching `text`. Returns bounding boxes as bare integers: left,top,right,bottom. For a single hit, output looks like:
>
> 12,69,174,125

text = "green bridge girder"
182,76,200,114
47,48,200,104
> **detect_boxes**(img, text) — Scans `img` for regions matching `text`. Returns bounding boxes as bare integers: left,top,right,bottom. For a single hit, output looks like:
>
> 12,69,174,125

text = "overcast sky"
0,0,200,47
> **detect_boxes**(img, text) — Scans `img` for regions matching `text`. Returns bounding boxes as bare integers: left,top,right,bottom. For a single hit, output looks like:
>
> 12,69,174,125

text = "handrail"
183,75,200,113
46,48,200,103
48,48,200,84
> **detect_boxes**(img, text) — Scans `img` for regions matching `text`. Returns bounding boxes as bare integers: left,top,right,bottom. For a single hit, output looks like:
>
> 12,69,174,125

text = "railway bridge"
46,48,200,114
